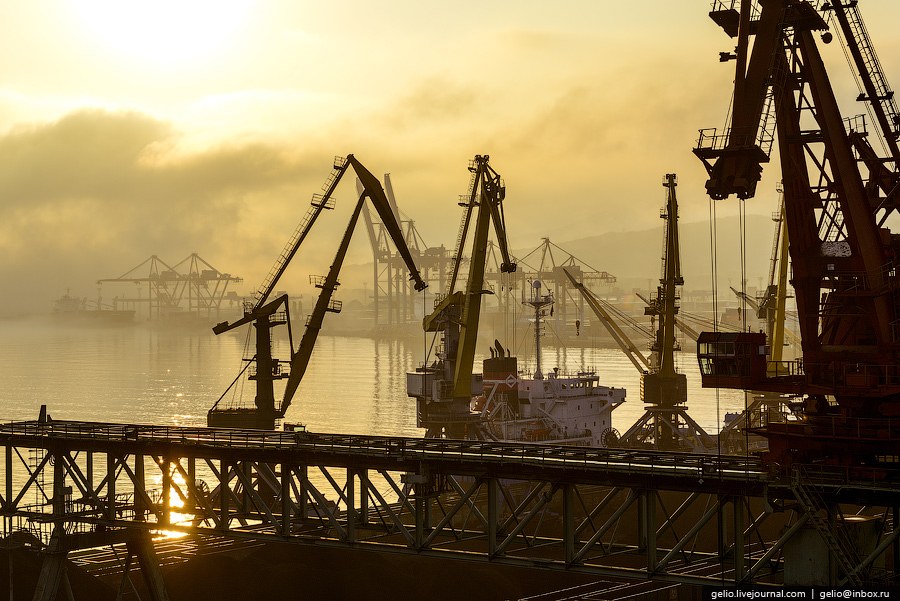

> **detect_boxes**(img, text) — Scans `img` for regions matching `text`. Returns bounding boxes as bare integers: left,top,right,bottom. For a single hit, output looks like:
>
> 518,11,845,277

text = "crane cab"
697,331,768,389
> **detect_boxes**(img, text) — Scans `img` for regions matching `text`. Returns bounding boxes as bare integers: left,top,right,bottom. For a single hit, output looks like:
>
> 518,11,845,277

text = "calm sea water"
0,316,746,437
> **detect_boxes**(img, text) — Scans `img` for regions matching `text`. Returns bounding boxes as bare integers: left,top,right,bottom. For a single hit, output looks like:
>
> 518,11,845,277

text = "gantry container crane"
209,155,426,429
407,155,516,439
694,0,900,466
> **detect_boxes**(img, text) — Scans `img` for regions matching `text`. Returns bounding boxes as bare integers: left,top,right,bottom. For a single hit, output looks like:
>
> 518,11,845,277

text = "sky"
0,0,897,315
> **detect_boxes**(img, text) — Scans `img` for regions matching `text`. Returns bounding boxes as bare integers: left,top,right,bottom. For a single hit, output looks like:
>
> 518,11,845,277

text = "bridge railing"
0,420,766,485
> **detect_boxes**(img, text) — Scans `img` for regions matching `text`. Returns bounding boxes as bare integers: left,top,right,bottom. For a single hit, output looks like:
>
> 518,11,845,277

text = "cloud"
384,77,481,129
0,109,339,315
497,28,574,53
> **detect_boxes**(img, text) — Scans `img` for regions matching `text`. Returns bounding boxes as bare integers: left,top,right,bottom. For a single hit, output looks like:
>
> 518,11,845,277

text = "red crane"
694,1,900,467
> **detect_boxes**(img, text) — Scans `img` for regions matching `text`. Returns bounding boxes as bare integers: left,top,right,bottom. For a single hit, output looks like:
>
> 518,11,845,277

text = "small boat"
52,291,135,325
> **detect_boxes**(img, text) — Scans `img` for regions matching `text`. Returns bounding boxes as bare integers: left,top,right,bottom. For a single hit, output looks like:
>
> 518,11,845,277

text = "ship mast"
524,280,553,380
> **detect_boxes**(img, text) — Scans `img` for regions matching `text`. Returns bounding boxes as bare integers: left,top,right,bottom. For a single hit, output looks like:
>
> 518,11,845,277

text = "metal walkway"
2,419,898,594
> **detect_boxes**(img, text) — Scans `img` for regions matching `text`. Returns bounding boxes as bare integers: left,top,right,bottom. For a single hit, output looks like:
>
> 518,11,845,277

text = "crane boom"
279,159,426,415
563,268,650,373
254,156,351,308
826,1,900,159
279,195,365,412
209,154,426,429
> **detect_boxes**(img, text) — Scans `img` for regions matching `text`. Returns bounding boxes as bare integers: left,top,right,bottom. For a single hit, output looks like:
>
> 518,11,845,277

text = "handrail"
0,420,767,483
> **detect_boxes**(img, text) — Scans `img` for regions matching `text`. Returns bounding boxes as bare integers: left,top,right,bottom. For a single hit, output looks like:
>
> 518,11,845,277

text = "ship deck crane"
209,155,426,429
408,155,516,439
694,0,900,466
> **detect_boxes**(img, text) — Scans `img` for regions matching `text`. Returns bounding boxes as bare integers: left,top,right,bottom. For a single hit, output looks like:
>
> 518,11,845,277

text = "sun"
70,0,254,68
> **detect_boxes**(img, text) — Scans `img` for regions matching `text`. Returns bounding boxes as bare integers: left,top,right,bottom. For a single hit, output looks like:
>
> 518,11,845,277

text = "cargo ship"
472,281,626,447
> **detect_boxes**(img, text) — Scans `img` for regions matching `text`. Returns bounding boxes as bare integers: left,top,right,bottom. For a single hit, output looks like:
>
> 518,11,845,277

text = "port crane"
361,173,446,330
567,175,714,451
728,192,800,356
408,155,516,439
209,155,426,429
694,0,900,466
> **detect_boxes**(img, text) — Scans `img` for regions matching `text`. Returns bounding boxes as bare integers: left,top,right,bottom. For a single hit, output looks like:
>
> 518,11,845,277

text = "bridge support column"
85,451,93,502
487,478,499,558
639,489,657,574
281,463,292,536
219,460,230,530
135,453,146,522
298,465,308,520
5,446,12,510
31,527,74,601
563,483,575,564
358,469,370,527
161,453,171,527
186,457,196,511
125,531,170,601
347,469,356,543
413,479,431,551
240,462,251,516
34,453,73,601
733,496,745,581
106,453,117,521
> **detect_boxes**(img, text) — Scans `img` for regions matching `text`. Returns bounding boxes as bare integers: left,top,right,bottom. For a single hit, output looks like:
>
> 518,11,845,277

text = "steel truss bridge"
2,419,900,600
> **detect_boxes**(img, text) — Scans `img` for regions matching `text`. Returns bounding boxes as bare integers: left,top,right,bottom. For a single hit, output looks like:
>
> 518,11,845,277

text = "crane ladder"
451,169,480,266
252,156,349,304
832,2,900,141
790,467,864,587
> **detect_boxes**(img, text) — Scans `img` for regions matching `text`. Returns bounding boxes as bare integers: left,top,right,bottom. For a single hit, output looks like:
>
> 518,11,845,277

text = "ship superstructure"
475,280,625,447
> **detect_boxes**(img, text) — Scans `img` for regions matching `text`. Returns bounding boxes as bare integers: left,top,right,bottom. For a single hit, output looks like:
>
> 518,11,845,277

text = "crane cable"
709,194,722,457
739,196,752,459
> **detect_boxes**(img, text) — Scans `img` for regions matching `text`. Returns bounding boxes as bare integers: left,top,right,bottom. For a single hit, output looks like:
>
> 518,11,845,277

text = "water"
0,316,751,541
0,316,747,437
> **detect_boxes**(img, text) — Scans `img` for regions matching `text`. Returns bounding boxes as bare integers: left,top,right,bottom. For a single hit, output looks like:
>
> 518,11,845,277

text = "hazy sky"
1,1,897,314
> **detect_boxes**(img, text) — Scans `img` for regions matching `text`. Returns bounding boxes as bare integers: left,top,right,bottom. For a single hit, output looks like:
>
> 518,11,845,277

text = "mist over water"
0,317,746,437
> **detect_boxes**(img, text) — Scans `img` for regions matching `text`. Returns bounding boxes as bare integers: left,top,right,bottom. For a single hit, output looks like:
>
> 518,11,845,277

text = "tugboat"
474,280,626,447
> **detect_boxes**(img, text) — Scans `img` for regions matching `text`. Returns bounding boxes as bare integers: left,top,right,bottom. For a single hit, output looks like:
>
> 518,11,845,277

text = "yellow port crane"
568,174,714,452
408,155,516,439
209,155,426,429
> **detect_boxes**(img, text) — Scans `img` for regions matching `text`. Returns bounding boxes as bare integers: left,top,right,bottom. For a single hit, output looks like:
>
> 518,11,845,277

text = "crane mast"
209,155,426,429
694,0,900,466
409,155,516,439
586,175,712,451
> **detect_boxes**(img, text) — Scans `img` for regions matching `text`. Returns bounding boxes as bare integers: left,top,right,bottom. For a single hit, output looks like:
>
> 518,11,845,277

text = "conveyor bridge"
1,419,899,598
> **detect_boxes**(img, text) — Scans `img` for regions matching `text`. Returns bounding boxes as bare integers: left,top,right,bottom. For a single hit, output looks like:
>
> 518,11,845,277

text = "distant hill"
536,214,776,293
332,213,777,302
